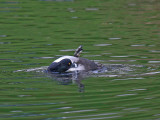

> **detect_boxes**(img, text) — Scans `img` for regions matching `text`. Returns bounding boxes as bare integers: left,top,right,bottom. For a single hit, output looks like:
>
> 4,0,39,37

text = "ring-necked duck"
47,45,98,73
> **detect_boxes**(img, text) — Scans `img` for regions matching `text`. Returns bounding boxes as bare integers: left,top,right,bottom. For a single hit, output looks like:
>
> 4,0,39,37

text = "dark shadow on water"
46,71,88,92
45,65,108,92
14,63,160,93
14,64,133,92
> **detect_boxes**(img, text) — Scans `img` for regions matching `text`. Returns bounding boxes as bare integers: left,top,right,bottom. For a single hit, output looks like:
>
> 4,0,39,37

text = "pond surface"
0,0,160,119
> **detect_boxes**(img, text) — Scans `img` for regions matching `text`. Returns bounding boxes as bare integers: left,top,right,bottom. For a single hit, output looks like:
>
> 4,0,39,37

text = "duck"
47,45,98,73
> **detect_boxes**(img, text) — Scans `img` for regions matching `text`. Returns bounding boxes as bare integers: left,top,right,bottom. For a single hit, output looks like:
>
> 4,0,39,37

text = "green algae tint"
0,0,160,120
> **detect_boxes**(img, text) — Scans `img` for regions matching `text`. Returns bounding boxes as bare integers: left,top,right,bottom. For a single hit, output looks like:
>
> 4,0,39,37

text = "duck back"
78,57,98,71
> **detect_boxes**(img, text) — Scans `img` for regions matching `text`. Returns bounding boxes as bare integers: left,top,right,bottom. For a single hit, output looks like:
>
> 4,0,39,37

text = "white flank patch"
68,64,85,71
53,56,79,63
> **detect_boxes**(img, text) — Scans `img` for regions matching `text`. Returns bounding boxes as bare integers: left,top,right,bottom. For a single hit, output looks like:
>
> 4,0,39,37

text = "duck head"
47,59,72,73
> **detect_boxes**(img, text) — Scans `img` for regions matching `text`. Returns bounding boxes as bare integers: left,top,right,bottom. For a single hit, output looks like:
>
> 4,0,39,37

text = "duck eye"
68,62,71,66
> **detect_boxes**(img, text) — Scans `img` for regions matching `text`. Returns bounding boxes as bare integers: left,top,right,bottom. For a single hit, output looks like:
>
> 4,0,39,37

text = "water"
1,0,160,119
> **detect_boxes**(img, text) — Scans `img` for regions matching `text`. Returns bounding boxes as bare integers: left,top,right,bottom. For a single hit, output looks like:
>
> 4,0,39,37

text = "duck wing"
78,57,98,71
74,45,83,57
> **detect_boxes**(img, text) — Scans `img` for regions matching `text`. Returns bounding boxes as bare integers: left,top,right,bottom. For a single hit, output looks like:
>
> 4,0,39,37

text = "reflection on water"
0,35,7,37
67,8,75,12
149,50,160,53
110,56,129,58
108,60,136,62
0,102,61,107
47,71,85,92
1,0,160,119
61,109,97,114
14,63,160,93
59,49,75,52
148,61,160,63
43,112,120,120
33,57,54,59
85,8,99,11
0,42,11,44
128,88,146,91
116,93,137,97
108,37,121,40
94,44,112,46
112,77,144,81
131,44,145,47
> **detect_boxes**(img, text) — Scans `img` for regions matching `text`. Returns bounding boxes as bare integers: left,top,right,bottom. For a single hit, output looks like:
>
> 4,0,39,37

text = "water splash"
13,62,160,93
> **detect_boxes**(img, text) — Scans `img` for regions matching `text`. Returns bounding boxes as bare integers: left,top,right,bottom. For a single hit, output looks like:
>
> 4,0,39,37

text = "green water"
0,0,160,119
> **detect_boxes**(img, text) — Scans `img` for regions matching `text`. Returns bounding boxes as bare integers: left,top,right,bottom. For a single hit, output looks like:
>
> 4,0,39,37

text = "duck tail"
74,45,83,57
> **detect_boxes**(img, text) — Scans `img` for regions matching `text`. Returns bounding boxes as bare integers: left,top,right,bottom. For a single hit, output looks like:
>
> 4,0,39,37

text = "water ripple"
116,93,137,97
109,38,121,40
76,116,121,120
43,112,120,120
0,102,63,107
85,8,99,11
62,109,97,114
148,61,160,63
128,88,147,91
94,44,112,46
